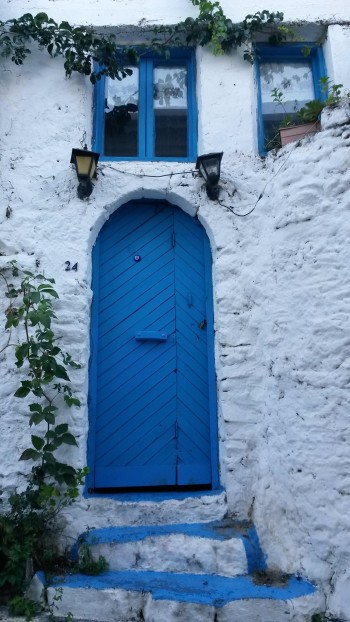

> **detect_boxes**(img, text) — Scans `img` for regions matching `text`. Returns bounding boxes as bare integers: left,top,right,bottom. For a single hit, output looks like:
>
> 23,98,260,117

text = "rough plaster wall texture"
196,47,257,155
251,108,350,618
324,25,350,91
1,31,350,620
2,0,350,24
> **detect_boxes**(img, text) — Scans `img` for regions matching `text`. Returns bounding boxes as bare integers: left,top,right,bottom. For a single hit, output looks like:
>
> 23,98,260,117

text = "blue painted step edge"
48,570,316,608
71,521,266,573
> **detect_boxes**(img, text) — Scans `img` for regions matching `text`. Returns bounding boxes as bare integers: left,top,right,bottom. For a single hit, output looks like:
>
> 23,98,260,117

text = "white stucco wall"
324,25,350,89
2,0,350,25
1,1,350,619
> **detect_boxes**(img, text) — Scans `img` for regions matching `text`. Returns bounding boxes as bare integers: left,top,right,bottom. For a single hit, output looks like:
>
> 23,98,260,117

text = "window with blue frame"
256,44,327,154
94,49,197,161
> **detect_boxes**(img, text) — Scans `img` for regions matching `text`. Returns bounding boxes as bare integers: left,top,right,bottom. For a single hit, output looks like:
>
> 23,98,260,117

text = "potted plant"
278,101,322,146
272,78,347,147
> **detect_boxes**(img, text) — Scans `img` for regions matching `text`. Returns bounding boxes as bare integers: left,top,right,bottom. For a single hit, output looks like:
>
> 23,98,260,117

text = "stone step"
33,570,323,622
74,520,263,577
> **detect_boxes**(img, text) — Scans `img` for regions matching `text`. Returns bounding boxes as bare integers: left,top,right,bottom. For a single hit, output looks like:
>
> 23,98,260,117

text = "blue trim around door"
87,200,218,492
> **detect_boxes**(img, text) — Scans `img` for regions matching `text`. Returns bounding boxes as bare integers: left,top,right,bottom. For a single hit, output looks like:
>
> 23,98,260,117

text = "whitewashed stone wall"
1,1,350,619
2,0,350,25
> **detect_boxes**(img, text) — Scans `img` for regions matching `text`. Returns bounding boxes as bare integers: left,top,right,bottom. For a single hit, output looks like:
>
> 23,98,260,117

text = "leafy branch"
0,2,286,82
1,262,85,503
180,1,285,60
0,12,136,83
0,262,87,595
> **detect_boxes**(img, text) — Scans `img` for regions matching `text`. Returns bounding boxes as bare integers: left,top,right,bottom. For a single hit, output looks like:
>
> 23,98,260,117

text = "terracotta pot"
279,121,321,146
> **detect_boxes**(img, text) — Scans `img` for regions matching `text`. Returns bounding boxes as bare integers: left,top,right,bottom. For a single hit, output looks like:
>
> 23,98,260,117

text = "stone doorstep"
74,520,264,577
27,570,323,622
90,535,247,576
26,521,324,621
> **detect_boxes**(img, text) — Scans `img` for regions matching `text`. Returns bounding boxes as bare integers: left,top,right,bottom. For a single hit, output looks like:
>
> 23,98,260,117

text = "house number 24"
65,261,78,272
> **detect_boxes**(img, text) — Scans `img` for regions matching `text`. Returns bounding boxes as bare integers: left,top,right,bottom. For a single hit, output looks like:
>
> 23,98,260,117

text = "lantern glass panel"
203,158,219,178
90,159,97,179
75,154,93,177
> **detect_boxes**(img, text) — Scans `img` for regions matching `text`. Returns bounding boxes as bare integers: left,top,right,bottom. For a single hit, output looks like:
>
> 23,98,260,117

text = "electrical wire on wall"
99,134,312,218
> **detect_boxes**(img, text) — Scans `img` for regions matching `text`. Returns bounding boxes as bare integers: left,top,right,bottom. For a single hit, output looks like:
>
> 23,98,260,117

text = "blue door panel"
90,201,217,489
97,343,176,419
173,208,212,487
95,379,177,459
98,317,176,387
99,255,175,311
98,361,176,434
98,291,175,351
98,281,175,345
99,225,174,293
177,463,212,486
100,209,173,259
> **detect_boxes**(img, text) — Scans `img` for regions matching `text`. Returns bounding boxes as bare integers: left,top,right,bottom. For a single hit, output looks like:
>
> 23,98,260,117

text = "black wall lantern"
196,152,223,200
70,145,100,199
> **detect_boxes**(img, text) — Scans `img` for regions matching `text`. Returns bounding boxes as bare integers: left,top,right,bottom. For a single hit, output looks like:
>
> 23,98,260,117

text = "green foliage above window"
0,1,286,82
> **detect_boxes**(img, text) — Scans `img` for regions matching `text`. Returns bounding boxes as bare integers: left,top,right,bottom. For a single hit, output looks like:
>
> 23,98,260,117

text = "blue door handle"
135,331,168,341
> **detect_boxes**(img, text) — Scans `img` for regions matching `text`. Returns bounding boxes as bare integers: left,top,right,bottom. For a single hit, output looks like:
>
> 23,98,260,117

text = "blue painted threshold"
50,571,316,607
73,521,267,573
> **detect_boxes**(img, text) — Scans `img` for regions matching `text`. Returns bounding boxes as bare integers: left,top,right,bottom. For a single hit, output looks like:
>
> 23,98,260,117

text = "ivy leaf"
29,412,45,426
14,385,31,398
43,452,56,464
44,442,59,452
44,411,55,425
55,423,69,435
19,448,41,461
29,403,42,412
27,310,39,326
30,291,40,304
64,395,81,407
37,311,51,328
61,473,77,486
37,285,59,298
57,463,76,475
34,12,49,23
31,435,45,450
61,433,78,446
55,365,70,381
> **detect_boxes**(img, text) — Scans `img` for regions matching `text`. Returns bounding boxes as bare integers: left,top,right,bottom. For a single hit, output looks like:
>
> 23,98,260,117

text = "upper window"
256,44,327,154
93,49,197,161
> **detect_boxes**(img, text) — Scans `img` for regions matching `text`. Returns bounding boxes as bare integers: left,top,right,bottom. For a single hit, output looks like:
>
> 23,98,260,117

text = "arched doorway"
88,200,218,491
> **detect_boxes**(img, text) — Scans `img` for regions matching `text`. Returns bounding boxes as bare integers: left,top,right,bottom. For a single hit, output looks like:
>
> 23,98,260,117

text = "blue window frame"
256,44,327,154
93,49,197,162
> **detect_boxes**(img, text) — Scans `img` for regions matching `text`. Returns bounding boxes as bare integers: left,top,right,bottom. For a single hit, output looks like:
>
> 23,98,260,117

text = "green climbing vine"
155,1,286,61
0,0,286,83
0,262,86,599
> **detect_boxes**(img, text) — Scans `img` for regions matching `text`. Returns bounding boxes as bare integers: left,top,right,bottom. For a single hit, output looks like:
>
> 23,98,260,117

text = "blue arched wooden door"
88,200,218,490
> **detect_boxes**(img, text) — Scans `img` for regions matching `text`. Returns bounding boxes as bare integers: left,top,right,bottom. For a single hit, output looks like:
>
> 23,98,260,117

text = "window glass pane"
260,62,314,150
104,69,139,157
153,66,188,157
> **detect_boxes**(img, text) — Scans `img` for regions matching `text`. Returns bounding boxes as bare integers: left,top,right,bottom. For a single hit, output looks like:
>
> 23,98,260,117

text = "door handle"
135,331,167,341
